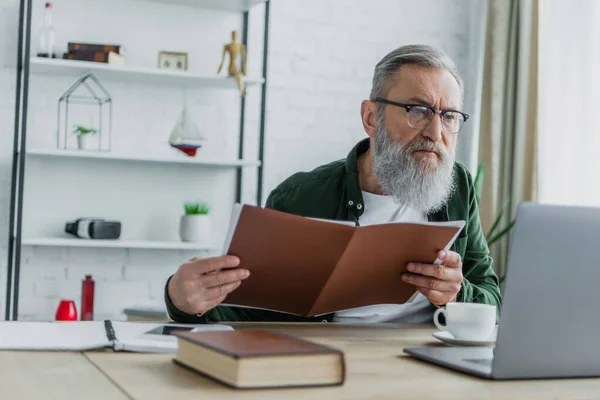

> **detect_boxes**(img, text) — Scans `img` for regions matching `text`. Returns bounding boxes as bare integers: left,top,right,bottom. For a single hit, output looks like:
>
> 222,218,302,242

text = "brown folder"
222,204,464,317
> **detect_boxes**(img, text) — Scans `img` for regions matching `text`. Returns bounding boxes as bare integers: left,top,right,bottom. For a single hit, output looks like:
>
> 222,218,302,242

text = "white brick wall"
262,0,480,195
1,0,482,320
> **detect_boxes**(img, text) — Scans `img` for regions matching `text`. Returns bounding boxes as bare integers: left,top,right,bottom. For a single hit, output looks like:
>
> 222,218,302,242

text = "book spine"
63,51,109,63
68,42,122,54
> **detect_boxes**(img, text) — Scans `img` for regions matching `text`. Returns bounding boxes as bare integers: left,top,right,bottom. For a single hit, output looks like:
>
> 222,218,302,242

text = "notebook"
0,321,232,353
173,329,345,389
221,204,465,317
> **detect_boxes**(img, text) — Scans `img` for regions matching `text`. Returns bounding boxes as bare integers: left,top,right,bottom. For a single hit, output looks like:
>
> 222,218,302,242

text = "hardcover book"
173,329,345,389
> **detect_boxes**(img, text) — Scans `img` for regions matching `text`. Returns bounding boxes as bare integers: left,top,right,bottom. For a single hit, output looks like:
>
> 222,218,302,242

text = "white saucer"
432,329,497,347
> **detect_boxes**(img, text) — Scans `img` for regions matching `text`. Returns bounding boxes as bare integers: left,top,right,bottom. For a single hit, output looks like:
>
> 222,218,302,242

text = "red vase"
55,299,78,321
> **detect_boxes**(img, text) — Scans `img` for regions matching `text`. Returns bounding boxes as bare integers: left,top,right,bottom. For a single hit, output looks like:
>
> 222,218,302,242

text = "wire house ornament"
57,73,112,151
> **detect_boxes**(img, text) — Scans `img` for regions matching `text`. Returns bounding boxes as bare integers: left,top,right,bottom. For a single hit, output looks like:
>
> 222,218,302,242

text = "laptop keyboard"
464,358,493,367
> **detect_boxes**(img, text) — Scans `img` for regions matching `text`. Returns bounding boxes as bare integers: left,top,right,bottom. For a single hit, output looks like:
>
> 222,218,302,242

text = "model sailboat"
169,108,207,156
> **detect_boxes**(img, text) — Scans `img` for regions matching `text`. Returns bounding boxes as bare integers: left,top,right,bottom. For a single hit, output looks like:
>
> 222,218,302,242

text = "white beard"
372,116,456,214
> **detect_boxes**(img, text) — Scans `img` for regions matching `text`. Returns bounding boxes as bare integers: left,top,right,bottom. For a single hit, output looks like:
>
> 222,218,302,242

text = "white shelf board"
26,148,261,168
145,0,266,12
21,237,220,251
29,58,265,88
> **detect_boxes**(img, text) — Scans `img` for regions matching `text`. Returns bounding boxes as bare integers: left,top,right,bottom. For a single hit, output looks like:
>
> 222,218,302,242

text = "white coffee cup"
433,303,496,341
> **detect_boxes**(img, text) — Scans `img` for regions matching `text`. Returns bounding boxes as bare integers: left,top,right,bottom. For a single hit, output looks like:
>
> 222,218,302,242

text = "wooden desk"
0,351,127,399
3,323,600,399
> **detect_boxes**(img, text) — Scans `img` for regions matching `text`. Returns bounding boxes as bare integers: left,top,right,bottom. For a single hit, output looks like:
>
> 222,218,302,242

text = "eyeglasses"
374,97,469,134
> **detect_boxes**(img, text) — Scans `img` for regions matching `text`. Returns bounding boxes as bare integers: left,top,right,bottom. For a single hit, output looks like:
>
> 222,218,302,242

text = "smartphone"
137,323,234,342
144,325,195,336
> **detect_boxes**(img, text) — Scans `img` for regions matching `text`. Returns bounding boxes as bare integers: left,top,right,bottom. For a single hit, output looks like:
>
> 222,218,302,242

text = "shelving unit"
29,57,265,88
5,0,271,320
25,148,261,167
21,237,219,251
145,0,265,12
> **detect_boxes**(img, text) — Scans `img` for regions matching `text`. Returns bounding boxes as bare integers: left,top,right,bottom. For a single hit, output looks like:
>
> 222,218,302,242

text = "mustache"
403,138,447,158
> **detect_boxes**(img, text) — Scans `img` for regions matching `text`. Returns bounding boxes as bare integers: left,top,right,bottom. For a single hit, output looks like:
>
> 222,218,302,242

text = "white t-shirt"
332,191,434,323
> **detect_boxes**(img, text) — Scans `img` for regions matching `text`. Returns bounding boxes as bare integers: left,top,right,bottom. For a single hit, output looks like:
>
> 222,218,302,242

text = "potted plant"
72,125,98,150
179,202,211,243
473,161,516,283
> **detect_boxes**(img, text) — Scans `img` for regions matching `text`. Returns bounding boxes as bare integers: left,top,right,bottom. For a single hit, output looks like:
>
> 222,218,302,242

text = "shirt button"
356,204,363,210
348,200,354,206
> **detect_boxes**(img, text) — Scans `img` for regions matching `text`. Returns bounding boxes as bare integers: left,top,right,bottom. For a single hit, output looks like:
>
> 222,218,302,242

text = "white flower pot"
77,134,91,150
179,214,211,243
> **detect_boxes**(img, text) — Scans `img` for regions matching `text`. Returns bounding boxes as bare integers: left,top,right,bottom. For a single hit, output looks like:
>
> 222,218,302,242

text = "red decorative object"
55,299,77,321
81,275,95,321
170,144,199,156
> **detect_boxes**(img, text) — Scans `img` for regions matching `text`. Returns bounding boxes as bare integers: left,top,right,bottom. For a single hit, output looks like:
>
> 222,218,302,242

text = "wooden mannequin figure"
217,30,247,97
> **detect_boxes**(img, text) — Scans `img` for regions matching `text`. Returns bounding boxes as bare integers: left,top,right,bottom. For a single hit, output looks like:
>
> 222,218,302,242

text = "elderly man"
165,44,501,324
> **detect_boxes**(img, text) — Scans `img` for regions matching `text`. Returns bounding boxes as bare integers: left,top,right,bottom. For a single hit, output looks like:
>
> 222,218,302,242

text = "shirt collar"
344,138,370,219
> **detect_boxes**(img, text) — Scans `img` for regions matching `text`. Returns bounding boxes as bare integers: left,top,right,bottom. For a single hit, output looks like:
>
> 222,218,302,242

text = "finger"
186,256,241,275
402,272,461,293
406,263,463,281
198,294,228,315
438,250,462,267
201,268,250,288
203,280,242,301
416,287,449,305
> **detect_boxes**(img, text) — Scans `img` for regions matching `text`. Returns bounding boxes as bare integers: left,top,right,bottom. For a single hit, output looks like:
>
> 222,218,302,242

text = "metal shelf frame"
4,0,271,320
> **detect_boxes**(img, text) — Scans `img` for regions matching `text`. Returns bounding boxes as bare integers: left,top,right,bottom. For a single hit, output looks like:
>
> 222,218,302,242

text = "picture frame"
158,51,188,71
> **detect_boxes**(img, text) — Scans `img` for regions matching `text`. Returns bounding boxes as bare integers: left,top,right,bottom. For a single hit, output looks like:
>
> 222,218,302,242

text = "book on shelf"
221,204,465,317
63,50,124,65
63,42,125,65
173,329,345,389
67,42,124,54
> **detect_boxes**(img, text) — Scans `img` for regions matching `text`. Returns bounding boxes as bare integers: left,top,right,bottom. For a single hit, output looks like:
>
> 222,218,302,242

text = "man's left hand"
401,250,463,306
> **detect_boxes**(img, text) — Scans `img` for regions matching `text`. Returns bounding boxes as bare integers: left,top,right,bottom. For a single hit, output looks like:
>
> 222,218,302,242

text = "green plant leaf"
487,219,516,246
184,202,210,215
473,161,485,205
486,198,510,238
72,124,98,135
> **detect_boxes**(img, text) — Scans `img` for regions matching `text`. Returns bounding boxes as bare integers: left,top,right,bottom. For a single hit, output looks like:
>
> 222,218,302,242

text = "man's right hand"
167,255,249,316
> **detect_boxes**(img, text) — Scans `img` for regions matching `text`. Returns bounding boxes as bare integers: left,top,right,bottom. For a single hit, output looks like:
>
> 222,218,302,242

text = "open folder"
222,204,465,317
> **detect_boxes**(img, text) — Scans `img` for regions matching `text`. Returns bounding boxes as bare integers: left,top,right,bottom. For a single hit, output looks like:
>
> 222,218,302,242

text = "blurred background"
1,0,597,321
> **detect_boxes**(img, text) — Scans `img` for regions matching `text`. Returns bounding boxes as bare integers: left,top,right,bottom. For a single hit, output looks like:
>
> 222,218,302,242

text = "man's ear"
361,100,377,139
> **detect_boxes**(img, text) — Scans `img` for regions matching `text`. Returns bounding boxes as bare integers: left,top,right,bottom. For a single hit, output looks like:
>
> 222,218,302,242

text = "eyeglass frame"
373,97,470,134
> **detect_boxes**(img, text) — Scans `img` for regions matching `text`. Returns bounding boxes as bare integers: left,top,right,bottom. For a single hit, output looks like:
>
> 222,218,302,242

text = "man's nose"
421,114,443,142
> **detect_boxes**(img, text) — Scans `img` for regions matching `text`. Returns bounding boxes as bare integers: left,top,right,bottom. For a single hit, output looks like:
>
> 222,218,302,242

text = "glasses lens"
406,106,432,129
442,111,466,133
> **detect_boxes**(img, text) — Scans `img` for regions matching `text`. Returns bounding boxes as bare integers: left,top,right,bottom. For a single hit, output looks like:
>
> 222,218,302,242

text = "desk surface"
0,350,128,400
3,323,600,400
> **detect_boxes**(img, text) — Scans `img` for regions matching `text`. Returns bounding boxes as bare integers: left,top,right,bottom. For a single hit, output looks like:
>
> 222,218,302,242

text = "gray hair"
369,44,464,101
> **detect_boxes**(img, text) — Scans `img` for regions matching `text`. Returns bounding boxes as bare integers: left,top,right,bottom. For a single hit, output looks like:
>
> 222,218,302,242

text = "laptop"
404,202,600,380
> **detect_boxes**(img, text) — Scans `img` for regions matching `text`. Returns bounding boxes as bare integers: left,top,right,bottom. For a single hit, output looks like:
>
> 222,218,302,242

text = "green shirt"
165,138,501,323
